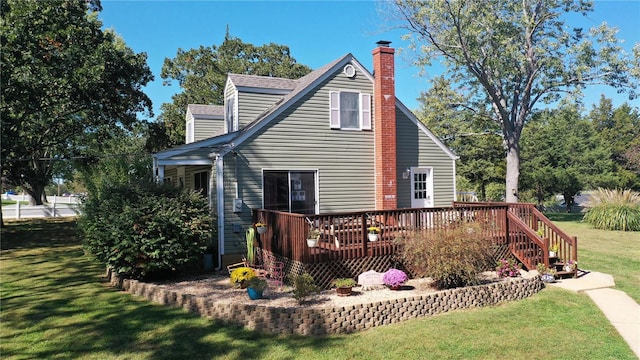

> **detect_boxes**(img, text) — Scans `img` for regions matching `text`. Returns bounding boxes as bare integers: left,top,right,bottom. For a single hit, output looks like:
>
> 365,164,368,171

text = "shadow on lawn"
0,219,342,359
1,217,80,250
543,212,585,223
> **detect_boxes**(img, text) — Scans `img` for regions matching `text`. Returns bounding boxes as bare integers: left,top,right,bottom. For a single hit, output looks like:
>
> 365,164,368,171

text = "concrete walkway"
547,270,640,358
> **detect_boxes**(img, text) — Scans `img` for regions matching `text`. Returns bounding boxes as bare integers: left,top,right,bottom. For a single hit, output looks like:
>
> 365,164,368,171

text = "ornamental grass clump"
394,221,495,289
583,188,640,231
495,258,521,278
383,269,408,287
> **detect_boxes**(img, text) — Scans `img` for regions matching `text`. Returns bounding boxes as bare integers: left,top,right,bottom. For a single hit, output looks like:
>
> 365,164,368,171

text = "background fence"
2,194,81,219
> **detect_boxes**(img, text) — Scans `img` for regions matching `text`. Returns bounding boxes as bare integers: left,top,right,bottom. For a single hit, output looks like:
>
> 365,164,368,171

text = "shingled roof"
187,104,223,117
227,74,298,91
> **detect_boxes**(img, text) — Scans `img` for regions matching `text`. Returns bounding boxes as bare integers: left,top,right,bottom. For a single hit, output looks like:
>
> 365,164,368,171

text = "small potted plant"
255,222,267,234
367,226,381,242
307,227,321,248
383,268,408,290
230,266,256,288
495,258,521,278
549,243,559,257
245,276,268,300
564,260,577,272
331,277,357,296
536,263,557,283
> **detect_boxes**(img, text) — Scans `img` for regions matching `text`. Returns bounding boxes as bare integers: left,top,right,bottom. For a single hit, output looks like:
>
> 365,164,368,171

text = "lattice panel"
260,245,523,289
259,248,402,289
493,244,510,263
306,255,396,289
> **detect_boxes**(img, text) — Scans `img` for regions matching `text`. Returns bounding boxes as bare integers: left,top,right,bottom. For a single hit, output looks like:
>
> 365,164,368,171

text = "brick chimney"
373,40,397,210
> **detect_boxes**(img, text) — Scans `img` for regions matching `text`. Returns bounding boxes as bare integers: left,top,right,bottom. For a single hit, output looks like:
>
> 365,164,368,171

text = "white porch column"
157,165,165,183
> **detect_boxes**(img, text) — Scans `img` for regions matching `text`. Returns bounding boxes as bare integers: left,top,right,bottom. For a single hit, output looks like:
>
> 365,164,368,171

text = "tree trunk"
563,194,573,213
505,146,520,203
27,186,45,206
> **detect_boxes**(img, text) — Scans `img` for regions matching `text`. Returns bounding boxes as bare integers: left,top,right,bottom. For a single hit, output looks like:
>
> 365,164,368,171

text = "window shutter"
360,93,371,130
329,91,340,128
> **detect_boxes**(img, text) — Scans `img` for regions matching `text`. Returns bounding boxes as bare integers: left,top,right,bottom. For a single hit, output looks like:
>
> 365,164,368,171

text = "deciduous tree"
416,76,504,200
1,0,153,205
391,0,638,202
153,30,312,149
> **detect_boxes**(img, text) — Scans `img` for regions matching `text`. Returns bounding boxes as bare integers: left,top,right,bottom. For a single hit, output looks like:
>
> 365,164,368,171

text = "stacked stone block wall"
108,269,544,336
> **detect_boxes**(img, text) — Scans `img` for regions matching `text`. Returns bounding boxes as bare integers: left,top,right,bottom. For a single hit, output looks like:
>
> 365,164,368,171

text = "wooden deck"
253,203,577,271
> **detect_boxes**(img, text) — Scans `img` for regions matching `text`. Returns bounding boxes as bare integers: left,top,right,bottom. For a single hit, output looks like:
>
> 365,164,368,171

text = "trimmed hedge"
79,181,213,279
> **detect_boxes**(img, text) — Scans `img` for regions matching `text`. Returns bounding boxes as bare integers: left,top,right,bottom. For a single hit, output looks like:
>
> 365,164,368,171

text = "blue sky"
98,0,640,119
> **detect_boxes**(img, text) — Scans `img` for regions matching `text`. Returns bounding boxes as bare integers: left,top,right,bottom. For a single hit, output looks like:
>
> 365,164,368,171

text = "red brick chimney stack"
373,40,397,210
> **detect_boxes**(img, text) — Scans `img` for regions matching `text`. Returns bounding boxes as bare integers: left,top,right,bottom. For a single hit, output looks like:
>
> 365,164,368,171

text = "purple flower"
383,269,408,287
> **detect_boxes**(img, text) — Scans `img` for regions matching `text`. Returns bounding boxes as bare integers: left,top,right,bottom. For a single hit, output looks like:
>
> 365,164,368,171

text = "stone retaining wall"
108,270,544,336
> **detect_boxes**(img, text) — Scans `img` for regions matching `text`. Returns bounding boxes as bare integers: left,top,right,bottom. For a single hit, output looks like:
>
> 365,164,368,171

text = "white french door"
410,167,434,208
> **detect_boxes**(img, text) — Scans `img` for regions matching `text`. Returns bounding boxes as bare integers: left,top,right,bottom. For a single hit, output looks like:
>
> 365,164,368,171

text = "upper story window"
225,96,236,133
329,91,371,130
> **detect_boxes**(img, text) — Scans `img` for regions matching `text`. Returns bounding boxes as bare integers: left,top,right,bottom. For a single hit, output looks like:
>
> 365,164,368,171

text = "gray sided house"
153,42,458,268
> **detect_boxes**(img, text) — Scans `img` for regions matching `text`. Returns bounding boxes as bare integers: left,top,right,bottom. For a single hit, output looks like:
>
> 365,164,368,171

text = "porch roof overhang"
153,132,238,166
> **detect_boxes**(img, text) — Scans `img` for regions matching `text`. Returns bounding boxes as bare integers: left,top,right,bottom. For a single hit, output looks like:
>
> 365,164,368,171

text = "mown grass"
546,212,640,303
1,218,637,359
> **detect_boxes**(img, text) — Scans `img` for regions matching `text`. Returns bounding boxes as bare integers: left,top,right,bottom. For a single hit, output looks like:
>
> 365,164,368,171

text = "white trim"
360,93,371,130
186,119,194,144
153,132,237,160
343,64,356,78
215,154,225,256
329,91,340,128
452,160,457,202
156,159,211,166
410,167,434,208
225,93,238,133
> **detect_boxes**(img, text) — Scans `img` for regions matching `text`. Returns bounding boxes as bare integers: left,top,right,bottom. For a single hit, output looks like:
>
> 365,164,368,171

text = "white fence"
2,195,81,219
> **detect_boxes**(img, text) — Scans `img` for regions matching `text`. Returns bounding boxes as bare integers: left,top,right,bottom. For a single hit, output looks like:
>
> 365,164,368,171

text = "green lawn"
0,218,637,359
546,212,640,303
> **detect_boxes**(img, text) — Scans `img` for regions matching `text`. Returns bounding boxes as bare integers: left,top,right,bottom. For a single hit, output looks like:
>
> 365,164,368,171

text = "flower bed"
108,269,544,336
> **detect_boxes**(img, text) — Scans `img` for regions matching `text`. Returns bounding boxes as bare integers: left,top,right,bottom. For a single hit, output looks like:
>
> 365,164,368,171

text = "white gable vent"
343,64,356,78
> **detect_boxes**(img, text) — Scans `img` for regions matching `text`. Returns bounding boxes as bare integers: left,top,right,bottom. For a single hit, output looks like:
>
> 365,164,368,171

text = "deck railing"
453,202,578,269
254,205,511,264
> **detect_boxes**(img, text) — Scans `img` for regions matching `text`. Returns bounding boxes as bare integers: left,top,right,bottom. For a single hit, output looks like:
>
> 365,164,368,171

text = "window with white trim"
329,91,371,130
194,171,208,197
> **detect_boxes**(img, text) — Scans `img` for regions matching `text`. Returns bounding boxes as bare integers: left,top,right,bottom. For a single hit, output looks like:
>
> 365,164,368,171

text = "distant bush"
485,183,506,202
583,188,640,231
395,221,495,289
78,180,213,279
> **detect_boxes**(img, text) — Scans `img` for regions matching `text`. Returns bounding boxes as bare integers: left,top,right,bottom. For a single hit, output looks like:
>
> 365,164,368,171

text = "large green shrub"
583,188,640,231
78,181,213,279
395,222,495,289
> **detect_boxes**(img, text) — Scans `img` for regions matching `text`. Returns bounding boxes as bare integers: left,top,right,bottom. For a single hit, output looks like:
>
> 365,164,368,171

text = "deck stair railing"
454,202,578,277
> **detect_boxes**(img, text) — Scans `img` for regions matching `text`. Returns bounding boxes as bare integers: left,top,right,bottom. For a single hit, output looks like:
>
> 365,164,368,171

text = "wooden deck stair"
455,202,578,278
506,205,578,278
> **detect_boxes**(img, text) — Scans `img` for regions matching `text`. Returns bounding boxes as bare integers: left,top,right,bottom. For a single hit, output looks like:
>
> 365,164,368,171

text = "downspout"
213,152,226,271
